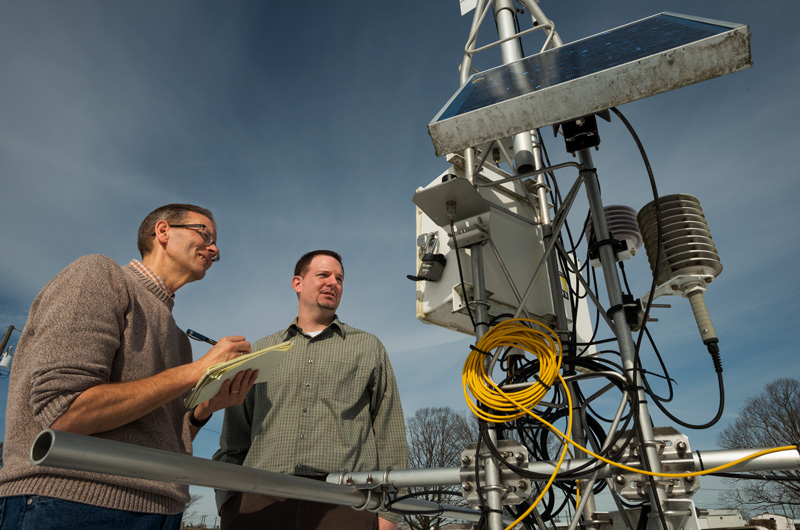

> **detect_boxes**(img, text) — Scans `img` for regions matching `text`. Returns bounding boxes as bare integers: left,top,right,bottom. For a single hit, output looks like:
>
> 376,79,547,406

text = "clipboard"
184,341,293,408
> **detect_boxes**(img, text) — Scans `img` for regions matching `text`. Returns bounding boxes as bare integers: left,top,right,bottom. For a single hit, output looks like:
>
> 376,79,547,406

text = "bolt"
684,476,695,484
461,455,471,465
516,452,525,462
615,475,626,485
676,441,687,453
517,481,528,491
366,475,374,484
463,483,473,492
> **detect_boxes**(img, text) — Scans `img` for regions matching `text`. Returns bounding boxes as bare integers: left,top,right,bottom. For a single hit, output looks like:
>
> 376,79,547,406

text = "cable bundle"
463,318,562,423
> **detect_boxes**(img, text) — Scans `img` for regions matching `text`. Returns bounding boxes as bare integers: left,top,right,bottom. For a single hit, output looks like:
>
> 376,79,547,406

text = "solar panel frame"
427,12,751,156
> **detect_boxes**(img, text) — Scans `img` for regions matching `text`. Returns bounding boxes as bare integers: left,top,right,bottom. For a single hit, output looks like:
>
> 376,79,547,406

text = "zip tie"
534,374,552,389
696,450,706,471
470,345,491,356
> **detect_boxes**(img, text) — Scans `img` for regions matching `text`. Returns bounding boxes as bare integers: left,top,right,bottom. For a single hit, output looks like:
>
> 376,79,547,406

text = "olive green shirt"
213,317,408,521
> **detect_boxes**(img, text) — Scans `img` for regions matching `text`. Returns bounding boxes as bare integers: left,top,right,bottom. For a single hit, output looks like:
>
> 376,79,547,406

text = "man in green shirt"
213,250,408,530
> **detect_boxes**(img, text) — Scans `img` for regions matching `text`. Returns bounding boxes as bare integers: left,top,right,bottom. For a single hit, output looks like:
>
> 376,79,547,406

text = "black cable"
608,106,725,528
636,326,676,402
615,374,669,530
449,222,478,330
608,107,661,360
482,373,637,483
389,489,464,504
611,109,726,430
650,371,725,430
635,504,651,530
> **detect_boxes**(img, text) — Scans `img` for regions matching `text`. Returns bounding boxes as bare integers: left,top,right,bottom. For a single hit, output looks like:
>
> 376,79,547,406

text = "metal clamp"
459,440,531,507
336,470,351,485
346,467,396,513
353,488,372,511
611,427,700,501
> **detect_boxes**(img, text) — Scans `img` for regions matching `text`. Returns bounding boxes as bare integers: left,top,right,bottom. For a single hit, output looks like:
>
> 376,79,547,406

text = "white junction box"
412,161,593,343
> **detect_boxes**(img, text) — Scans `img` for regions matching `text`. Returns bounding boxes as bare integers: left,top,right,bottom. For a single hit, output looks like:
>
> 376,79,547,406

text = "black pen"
186,329,218,346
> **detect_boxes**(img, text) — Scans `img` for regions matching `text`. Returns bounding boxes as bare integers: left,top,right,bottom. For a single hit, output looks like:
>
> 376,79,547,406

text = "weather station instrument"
407,2,796,530
28,3,800,530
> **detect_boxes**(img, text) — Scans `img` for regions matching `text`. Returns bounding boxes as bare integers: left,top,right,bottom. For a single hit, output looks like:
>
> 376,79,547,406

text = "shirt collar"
286,316,345,339
128,259,175,299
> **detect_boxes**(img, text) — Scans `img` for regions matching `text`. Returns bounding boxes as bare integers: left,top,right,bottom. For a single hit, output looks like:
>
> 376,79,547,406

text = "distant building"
748,513,799,530
699,509,747,528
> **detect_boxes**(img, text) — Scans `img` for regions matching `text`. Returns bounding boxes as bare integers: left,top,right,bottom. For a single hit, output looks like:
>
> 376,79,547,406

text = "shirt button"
27,498,33,506
303,408,308,412
305,383,310,387
300,434,305,439
307,359,313,364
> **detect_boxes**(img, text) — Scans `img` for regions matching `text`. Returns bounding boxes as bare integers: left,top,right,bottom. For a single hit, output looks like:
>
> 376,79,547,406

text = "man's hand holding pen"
188,331,259,427
194,334,251,376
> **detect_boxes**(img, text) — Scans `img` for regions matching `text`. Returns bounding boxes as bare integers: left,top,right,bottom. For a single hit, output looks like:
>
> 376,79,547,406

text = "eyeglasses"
169,224,220,262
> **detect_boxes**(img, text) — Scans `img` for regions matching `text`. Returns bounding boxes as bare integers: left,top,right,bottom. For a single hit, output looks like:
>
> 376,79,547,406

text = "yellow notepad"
184,341,293,408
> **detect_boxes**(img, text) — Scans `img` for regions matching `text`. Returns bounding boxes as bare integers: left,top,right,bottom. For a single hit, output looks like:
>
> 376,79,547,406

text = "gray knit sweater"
0,255,193,514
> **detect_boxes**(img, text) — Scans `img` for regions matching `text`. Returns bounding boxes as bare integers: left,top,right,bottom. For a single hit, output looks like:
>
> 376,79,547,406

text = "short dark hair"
137,203,216,258
294,250,344,277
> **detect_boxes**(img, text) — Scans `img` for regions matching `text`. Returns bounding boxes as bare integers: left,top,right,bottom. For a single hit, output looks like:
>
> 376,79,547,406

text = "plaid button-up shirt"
213,317,408,521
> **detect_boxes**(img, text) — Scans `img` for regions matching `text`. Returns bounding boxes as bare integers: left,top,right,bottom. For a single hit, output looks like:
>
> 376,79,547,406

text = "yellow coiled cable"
462,318,799,530
462,319,570,529
463,318,563,423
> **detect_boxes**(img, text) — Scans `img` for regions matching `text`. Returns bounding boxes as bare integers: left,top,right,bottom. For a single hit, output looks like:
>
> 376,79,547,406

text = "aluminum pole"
578,149,671,528
460,0,484,185
30,429,486,523
469,243,506,530
493,0,536,173
338,446,800,487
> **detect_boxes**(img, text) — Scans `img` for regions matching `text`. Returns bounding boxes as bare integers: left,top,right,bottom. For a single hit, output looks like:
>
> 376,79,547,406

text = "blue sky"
1,0,798,524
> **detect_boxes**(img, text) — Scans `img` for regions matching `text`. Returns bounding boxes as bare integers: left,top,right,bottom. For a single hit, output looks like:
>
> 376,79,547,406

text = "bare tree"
716,378,800,515
182,493,205,525
403,407,477,530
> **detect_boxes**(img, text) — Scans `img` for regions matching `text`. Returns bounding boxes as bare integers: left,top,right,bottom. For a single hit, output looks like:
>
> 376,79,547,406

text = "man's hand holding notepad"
185,341,293,408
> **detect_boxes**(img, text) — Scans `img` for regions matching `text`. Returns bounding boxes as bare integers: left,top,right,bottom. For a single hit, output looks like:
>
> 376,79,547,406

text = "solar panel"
428,12,751,156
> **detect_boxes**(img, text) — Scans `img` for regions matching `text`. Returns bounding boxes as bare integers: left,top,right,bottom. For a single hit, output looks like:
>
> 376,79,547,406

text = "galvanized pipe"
469,243,505,530
30,429,485,523
494,0,536,174
336,446,800,487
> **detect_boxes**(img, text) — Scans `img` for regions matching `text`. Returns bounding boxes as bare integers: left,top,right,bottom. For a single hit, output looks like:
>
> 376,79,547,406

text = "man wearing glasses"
0,204,256,530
